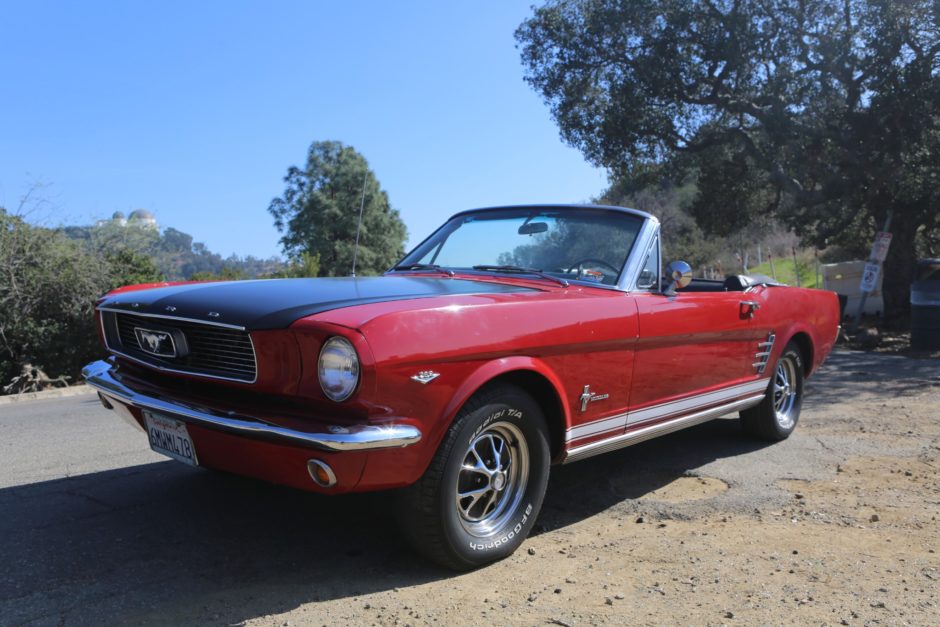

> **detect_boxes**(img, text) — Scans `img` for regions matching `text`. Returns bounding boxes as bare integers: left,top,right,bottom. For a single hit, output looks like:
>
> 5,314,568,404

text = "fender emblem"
411,371,440,384
579,385,609,412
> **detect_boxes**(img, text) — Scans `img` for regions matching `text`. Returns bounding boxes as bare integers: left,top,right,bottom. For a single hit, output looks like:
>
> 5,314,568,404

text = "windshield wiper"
471,265,569,288
391,263,455,277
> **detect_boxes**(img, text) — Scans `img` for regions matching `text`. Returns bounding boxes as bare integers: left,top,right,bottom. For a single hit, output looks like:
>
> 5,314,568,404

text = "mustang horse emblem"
134,328,177,358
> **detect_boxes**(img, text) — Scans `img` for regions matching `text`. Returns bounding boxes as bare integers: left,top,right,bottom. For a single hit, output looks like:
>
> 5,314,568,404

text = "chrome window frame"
617,215,661,292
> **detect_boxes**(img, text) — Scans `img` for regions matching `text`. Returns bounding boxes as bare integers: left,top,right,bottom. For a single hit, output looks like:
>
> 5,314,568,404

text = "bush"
0,209,163,391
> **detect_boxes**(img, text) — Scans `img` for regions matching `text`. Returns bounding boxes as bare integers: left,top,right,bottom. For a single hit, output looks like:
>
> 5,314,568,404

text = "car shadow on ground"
1,417,773,625
538,418,772,532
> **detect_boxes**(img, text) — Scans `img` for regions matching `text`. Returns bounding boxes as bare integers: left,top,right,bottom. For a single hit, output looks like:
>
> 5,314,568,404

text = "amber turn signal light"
307,459,337,488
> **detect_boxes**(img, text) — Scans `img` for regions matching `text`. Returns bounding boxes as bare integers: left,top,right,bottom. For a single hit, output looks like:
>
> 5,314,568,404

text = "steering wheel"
565,258,621,281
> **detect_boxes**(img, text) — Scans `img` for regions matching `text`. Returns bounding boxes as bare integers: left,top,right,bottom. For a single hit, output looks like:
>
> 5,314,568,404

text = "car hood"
97,276,536,330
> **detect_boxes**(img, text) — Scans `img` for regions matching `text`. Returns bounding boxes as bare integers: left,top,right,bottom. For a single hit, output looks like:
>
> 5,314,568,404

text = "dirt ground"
236,348,939,627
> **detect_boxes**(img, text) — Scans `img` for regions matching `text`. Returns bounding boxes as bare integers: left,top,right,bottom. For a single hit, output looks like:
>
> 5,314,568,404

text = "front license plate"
143,411,198,466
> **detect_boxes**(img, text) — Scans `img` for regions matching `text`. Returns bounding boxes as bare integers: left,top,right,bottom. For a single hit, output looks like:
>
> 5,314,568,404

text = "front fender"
440,355,571,435
358,355,571,490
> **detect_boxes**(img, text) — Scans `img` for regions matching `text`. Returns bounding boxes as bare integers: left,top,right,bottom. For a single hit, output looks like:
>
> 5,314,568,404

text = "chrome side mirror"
664,260,692,296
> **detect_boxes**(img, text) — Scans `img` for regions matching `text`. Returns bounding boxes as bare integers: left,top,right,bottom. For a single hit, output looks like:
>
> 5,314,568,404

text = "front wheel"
740,341,804,440
396,384,550,570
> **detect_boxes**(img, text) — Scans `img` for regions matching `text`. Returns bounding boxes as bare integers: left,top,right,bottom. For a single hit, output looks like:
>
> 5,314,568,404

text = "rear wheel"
397,384,550,570
740,341,804,440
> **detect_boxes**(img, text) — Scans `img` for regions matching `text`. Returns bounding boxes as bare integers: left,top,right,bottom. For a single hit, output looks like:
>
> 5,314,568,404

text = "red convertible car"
83,205,840,569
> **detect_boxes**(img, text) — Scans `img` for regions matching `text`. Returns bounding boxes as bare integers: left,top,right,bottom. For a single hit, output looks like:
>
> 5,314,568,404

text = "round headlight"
318,336,360,401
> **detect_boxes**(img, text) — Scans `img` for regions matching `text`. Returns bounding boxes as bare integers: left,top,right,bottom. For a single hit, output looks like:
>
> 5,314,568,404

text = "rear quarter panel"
749,285,840,375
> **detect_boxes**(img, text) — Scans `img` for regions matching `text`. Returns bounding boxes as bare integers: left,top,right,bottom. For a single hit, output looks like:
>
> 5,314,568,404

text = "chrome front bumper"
82,359,422,452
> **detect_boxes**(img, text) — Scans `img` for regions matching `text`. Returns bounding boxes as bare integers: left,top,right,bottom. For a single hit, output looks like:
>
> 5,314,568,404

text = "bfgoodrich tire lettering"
396,384,550,570
740,340,804,440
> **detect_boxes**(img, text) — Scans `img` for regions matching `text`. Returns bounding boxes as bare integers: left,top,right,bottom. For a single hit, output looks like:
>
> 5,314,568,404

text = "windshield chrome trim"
618,215,661,292
384,268,625,291
466,269,621,290
448,203,654,222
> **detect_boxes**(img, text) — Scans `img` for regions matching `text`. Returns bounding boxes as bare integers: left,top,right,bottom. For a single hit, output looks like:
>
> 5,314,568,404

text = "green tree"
517,0,940,319
0,202,165,391
189,266,247,281
264,252,321,279
104,248,165,287
599,179,725,271
89,219,161,255
0,209,106,387
268,141,408,277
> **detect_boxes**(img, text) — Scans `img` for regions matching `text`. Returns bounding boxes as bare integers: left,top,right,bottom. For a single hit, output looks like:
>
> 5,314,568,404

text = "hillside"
62,213,285,281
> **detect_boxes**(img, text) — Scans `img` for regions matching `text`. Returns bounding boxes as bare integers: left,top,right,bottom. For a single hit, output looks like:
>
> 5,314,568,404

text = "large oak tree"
517,0,940,319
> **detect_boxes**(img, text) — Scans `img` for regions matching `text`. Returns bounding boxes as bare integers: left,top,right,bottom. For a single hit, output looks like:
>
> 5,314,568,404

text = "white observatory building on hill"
99,209,158,230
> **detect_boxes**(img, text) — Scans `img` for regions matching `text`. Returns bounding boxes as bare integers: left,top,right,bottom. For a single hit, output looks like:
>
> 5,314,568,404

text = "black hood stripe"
98,276,535,330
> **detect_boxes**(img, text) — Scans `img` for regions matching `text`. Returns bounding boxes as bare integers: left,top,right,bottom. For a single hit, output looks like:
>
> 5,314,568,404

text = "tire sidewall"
438,388,550,567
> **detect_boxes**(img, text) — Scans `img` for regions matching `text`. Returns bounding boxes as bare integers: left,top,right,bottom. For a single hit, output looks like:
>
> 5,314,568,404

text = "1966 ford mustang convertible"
83,205,839,569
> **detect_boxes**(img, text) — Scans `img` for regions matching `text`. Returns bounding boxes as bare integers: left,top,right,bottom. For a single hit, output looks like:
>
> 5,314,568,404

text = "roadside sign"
860,262,881,293
851,213,893,332
871,232,892,263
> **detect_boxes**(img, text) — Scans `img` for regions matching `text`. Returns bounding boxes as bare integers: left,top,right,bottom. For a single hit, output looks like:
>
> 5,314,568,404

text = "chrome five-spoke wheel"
772,356,798,430
740,341,804,441
456,422,529,537
396,384,550,570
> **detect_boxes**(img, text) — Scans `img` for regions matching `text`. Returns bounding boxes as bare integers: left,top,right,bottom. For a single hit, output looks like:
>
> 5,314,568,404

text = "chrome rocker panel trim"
81,360,422,452
563,394,765,464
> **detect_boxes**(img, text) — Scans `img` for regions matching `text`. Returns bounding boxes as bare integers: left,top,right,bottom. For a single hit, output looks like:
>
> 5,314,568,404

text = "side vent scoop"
753,332,776,374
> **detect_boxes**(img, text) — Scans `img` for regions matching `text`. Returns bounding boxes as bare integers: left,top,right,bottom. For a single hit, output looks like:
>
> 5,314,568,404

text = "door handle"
740,300,760,318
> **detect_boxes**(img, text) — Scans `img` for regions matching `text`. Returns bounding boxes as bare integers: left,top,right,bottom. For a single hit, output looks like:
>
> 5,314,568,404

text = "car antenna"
351,169,367,277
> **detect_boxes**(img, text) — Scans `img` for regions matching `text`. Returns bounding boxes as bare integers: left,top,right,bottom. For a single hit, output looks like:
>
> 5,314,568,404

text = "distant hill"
61,214,286,281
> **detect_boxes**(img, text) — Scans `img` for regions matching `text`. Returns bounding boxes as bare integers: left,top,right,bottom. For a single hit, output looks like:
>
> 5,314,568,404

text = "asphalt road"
2,350,938,626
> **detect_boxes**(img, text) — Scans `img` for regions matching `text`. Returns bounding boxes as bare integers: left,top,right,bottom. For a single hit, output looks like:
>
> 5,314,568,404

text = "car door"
627,290,760,425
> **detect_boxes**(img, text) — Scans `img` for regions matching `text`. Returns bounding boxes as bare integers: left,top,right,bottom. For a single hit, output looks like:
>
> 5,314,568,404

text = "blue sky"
0,1,608,259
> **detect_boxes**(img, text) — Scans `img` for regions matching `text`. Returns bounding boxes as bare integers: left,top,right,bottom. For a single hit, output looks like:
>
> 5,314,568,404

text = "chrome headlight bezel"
317,336,360,402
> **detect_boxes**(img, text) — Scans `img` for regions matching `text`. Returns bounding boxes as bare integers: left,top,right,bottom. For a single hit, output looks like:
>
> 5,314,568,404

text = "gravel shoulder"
2,349,938,626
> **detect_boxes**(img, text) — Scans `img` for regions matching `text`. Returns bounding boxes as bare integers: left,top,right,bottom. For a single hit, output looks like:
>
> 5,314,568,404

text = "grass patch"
746,250,820,288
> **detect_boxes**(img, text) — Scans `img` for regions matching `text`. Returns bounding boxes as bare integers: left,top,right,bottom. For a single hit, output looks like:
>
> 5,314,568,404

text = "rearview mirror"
518,222,549,235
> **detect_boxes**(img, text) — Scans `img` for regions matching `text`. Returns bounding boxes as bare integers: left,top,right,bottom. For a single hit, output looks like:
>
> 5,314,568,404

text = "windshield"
394,208,645,286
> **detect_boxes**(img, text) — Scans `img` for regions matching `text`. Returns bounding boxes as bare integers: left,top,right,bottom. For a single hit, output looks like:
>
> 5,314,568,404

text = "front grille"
103,311,257,382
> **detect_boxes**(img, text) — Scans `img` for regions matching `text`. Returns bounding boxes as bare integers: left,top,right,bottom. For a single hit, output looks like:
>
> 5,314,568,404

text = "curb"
0,384,96,405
